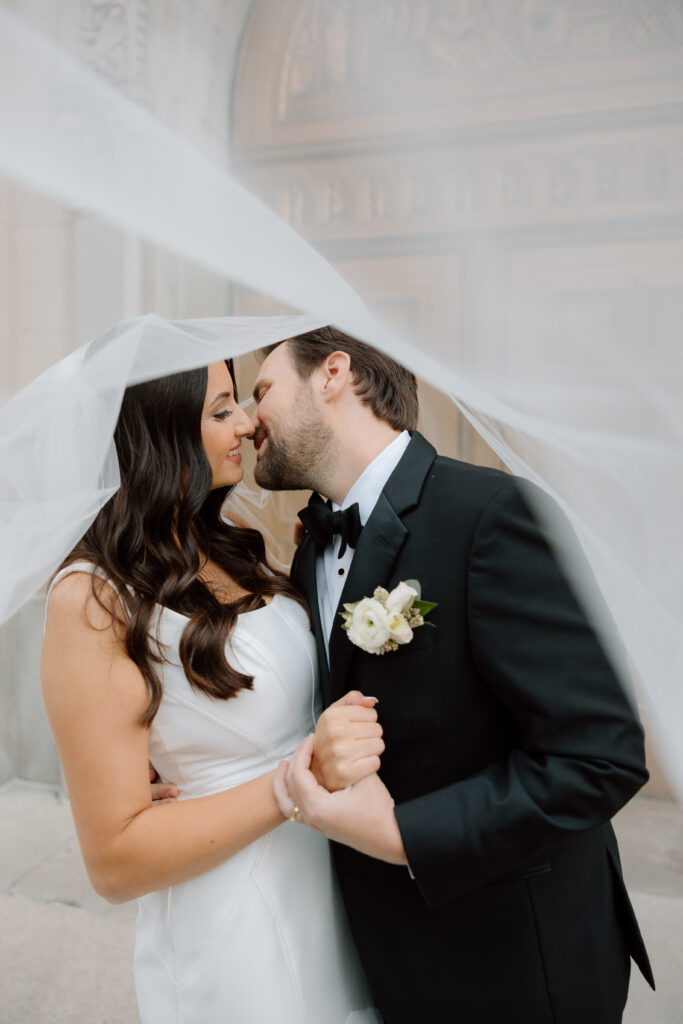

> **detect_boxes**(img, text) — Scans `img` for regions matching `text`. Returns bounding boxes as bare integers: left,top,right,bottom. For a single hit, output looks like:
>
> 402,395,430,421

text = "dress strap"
44,561,124,631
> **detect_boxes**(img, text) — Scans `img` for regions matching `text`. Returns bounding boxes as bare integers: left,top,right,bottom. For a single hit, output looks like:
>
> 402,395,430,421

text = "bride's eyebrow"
208,389,232,407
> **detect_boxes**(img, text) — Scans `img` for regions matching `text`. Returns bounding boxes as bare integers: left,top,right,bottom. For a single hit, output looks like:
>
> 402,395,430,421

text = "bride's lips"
226,447,242,464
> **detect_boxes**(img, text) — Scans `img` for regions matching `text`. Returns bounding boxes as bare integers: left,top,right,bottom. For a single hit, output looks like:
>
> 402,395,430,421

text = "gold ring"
288,805,301,823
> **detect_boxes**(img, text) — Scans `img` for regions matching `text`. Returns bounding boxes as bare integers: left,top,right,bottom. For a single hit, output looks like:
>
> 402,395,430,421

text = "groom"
251,326,654,1024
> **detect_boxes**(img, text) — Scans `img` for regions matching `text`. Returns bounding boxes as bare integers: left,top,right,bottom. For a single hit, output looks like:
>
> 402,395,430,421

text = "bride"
41,357,382,1023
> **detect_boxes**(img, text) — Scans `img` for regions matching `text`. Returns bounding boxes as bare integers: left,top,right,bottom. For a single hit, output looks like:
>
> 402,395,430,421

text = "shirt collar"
333,431,411,525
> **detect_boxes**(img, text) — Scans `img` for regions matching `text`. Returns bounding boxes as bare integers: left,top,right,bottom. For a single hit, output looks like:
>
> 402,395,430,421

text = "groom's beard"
254,405,334,493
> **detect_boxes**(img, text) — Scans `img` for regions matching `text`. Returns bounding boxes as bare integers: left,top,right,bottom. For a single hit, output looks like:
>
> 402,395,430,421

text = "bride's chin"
210,468,244,490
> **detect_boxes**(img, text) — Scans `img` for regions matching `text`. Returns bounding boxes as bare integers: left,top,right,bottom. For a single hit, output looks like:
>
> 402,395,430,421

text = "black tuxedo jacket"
291,432,653,1024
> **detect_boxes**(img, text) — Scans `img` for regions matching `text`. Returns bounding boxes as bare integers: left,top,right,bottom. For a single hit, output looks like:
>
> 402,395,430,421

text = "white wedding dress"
49,564,379,1024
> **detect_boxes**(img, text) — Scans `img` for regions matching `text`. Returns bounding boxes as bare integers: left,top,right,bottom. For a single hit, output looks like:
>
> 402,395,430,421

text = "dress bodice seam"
155,688,280,757
148,829,274,990
250,861,308,1023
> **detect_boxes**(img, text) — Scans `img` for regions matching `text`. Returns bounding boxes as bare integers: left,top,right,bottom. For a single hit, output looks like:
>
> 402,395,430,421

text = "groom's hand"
275,735,407,866
312,691,384,791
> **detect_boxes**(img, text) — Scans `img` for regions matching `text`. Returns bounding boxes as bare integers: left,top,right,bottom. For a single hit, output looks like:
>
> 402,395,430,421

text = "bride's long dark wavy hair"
63,361,307,726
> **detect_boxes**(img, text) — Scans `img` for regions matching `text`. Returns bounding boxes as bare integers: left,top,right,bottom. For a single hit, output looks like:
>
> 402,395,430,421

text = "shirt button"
338,568,345,576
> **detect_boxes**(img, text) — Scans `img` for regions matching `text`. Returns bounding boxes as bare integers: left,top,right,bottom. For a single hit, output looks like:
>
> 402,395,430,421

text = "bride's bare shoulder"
42,570,148,740
46,569,122,635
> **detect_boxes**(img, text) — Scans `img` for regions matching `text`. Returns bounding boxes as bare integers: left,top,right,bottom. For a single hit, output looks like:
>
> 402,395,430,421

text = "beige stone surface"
614,796,683,899
613,798,683,1023
0,783,138,1024
623,891,683,1024
0,893,138,1024
0,784,73,891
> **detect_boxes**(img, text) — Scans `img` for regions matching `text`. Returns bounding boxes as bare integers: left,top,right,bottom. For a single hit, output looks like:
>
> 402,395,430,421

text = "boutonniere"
340,579,437,655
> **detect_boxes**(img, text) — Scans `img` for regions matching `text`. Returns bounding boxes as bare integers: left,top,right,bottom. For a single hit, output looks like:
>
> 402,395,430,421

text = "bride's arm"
42,572,285,904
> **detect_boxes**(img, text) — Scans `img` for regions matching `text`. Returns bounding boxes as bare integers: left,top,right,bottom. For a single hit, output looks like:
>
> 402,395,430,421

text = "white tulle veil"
0,2,682,796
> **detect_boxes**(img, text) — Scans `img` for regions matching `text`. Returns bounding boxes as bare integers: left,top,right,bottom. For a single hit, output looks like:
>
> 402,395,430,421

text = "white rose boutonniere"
340,579,437,655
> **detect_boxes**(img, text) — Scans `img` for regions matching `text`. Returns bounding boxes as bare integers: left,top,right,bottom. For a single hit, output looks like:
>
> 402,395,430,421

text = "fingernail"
364,696,378,703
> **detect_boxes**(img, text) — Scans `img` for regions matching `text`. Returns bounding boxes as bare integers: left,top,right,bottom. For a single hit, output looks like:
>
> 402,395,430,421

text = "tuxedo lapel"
291,533,331,702
327,432,438,700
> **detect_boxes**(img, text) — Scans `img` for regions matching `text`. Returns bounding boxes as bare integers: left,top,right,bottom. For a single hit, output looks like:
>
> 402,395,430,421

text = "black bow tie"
298,492,363,559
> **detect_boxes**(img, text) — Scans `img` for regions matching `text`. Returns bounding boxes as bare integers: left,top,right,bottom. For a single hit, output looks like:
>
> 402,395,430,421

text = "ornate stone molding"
240,122,683,241
77,0,150,97
234,0,683,154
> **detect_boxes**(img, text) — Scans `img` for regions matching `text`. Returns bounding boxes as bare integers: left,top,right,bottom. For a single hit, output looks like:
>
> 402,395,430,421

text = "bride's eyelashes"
213,410,233,421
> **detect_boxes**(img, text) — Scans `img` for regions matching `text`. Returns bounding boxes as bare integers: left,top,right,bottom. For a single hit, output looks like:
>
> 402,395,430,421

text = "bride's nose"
235,406,255,438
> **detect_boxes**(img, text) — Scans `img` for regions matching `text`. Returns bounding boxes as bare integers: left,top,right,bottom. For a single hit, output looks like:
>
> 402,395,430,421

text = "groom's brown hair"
262,325,419,432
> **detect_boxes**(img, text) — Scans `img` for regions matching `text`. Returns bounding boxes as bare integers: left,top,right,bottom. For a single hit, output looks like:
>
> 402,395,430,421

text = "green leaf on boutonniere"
404,579,421,599
414,599,438,615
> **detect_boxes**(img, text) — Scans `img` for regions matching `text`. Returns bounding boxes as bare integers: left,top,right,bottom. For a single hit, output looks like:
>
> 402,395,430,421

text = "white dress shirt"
315,431,411,661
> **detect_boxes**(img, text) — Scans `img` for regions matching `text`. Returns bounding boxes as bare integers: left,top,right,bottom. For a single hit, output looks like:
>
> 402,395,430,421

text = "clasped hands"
273,691,408,866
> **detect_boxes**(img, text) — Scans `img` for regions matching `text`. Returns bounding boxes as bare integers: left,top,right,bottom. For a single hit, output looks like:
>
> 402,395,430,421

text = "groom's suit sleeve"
394,479,648,910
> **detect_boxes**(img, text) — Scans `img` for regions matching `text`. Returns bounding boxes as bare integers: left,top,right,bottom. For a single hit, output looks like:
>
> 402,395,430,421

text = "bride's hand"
273,735,407,866
312,691,384,791
149,762,179,804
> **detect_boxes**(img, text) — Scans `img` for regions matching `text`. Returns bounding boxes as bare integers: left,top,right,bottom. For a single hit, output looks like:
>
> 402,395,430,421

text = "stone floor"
0,781,681,1023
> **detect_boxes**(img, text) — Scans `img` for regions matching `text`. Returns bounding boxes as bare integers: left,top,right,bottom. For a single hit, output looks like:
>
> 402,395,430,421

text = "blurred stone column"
0,0,253,786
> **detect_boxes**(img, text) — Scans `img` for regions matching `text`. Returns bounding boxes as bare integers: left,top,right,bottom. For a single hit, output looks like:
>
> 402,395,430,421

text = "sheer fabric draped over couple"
42,326,653,1024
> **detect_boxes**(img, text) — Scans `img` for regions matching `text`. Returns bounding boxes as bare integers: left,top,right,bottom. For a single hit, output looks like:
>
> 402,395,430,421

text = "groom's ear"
319,350,352,403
